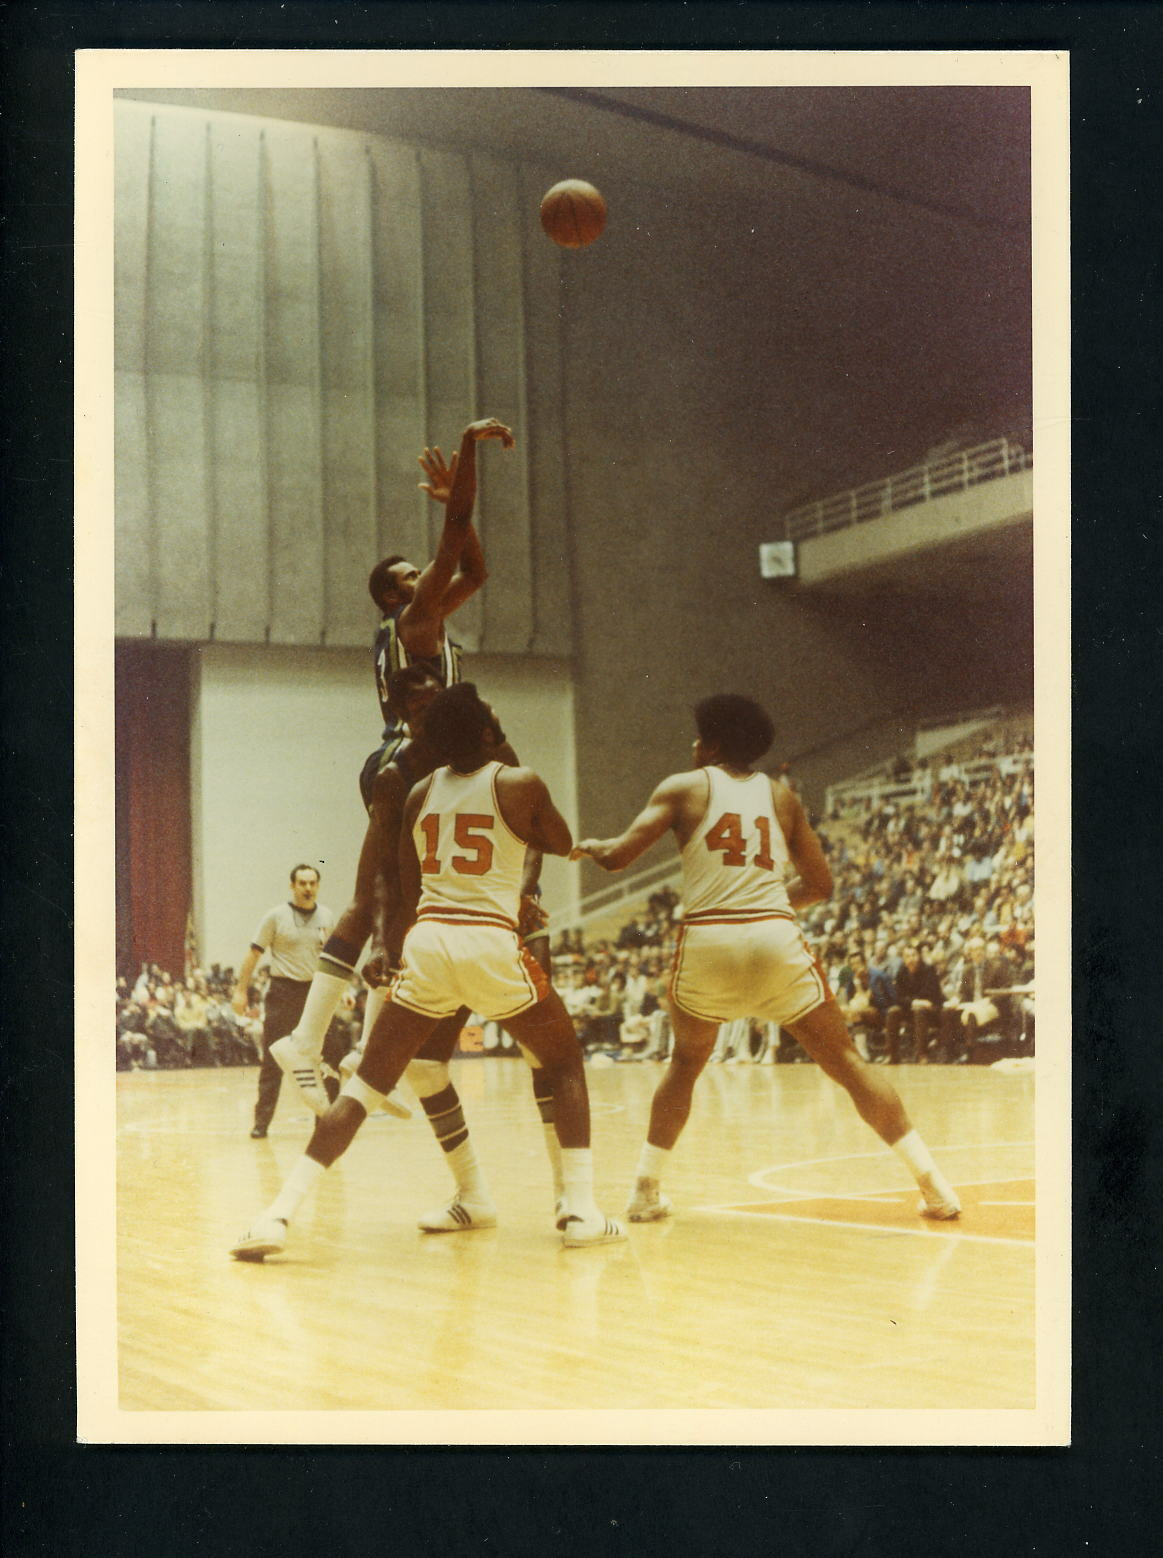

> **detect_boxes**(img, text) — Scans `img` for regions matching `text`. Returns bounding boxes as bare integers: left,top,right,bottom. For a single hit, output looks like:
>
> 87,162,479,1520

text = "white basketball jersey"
680,767,794,922
412,761,527,928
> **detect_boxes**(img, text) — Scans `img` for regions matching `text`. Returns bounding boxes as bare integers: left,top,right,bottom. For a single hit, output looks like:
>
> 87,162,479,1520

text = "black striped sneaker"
561,1211,627,1248
417,1197,498,1232
229,1215,287,1261
269,1035,329,1116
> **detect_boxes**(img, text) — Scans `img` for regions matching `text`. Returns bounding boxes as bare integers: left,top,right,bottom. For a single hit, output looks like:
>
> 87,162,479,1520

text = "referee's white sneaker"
269,1035,329,1116
417,1196,498,1233
229,1214,287,1261
561,1211,627,1248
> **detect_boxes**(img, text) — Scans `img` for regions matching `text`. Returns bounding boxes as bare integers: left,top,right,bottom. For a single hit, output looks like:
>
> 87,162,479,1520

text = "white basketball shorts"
391,916,549,1022
669,914,830,1026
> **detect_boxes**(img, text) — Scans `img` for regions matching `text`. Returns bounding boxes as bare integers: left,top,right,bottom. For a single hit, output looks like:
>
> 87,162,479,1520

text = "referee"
232,864,340,1138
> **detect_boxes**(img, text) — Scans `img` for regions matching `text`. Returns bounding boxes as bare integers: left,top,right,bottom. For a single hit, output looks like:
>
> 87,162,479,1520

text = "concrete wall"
191,644,576,969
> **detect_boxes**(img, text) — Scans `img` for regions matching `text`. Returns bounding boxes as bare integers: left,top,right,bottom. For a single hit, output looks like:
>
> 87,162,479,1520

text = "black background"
3,4,1160,1554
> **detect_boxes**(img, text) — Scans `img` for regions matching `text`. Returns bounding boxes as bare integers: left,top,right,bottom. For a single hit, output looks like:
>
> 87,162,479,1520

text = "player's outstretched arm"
571,778,683,872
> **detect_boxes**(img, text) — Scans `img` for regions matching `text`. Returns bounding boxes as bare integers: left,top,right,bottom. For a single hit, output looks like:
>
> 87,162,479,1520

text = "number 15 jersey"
680,767,793,923
412,761,526,929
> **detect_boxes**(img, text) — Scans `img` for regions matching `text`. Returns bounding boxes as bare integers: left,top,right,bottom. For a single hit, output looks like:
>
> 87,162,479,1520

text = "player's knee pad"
340,1072,387,1113
405,1058,451,1098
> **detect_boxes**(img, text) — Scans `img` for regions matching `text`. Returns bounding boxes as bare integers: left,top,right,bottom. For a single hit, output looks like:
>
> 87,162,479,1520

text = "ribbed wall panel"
207,117,268,641
369,140,428,581
148,113,212,639
114,99,571,656
471,152,533,653
263,131,325,646
113,109,154,634
418,147,482,652
519,165,573,657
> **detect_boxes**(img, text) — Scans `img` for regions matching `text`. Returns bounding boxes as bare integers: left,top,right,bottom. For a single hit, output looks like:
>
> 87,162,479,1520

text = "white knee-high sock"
292,967,354,1055
635,1141,671,1186
560,1147,600,1221
892,1128,956,1197
266,1155,326,1223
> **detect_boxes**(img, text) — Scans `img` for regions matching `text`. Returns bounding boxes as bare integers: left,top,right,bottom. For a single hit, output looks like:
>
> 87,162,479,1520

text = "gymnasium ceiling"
118,82,1034,552
117,83,1030,238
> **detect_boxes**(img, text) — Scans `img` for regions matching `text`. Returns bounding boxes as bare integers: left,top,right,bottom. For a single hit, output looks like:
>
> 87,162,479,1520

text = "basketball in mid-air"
539,180,607,249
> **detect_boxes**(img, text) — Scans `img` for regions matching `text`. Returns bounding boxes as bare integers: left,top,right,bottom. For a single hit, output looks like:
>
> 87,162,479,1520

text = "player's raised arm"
411,419,514,626
775,783,834,910
571,776,686,872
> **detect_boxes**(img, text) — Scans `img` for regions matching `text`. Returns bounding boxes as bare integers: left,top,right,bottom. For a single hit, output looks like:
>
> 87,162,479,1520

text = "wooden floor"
116,1059,1036,1416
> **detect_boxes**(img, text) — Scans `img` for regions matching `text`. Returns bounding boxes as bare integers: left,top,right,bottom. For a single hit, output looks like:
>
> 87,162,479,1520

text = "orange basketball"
539,179,607,249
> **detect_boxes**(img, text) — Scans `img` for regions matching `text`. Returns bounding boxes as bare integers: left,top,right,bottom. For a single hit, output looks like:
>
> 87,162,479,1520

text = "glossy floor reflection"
116,1059,1036,1412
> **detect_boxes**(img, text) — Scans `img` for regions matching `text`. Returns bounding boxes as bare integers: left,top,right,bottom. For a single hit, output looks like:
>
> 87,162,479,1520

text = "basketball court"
115,1059,1035,1415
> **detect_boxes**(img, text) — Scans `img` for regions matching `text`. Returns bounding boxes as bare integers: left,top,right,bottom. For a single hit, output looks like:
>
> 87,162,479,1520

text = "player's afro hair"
421,682,496,771
694,694,775,767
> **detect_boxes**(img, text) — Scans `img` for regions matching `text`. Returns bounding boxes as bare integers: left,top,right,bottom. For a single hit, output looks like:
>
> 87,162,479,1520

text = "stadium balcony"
776,437,1032,595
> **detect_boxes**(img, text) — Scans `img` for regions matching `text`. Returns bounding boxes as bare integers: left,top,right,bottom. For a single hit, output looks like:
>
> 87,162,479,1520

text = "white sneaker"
917,1172,962,1220
417,1196,498,1232
561,1211,627,1248
269,1035,329,1116
626,1187,673,1223
230,1214,287,1261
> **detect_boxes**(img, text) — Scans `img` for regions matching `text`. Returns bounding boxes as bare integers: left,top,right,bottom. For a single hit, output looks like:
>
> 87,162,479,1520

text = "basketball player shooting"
232,683,625,1259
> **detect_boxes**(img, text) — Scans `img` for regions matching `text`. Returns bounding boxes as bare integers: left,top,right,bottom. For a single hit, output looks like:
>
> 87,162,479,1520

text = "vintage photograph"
76,49,1069,1443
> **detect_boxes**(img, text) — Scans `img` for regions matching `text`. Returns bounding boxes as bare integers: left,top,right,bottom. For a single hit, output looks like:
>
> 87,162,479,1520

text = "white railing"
548,854,682,938
826,750,1033,816
783,437,1031,543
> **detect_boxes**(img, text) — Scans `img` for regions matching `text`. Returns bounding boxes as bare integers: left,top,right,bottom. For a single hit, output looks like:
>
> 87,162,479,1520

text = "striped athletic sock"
419,1084,488,1200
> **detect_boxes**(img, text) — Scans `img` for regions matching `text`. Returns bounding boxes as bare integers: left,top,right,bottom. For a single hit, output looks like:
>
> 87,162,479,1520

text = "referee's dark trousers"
254,977,346,1132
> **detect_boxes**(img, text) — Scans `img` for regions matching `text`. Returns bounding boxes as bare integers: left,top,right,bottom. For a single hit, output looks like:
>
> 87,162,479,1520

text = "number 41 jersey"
680,767,794,923
412,761,527,929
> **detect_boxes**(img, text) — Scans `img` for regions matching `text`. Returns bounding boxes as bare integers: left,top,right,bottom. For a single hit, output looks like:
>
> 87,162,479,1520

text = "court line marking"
693,1205,1033,1248
719,1174,1034,1204
748,1140,1034,1190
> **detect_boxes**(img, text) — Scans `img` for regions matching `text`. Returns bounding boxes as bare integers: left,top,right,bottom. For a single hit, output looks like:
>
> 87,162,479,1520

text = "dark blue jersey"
373,607,462,739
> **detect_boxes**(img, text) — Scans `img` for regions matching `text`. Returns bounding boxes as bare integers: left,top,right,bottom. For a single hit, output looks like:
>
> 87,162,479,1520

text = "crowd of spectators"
115,960,365,1072
549,734,1035,1067
117,735,1034,1074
